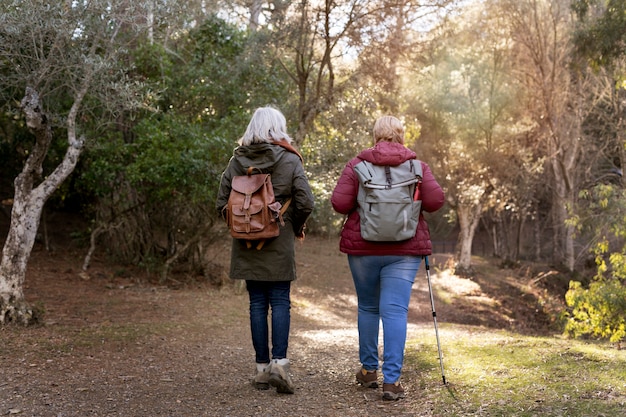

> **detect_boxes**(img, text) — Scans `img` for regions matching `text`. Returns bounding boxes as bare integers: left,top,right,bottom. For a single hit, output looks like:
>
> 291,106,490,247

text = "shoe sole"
382,391,405,401
356,379,378,388
269,374,295,394
253,381,270,390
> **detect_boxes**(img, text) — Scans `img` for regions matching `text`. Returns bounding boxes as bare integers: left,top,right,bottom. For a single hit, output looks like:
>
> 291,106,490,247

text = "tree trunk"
248,0,263,31
549,138,577,271
515,215,524,261
0,88,84,325
534,204,542,260
455,200,482,276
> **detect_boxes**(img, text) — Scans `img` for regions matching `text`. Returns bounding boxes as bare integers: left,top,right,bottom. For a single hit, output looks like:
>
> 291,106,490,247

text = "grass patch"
405,325,626,416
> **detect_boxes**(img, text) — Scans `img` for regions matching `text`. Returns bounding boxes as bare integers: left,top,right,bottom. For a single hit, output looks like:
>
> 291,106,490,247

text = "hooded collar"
234,143,280,171
233,141,302,171
356,141,416,166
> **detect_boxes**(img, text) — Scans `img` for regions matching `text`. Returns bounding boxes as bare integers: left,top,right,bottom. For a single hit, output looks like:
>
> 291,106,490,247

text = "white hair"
238,106,293,146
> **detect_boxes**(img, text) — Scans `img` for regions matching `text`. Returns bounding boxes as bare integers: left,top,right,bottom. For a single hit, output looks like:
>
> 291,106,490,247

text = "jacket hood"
356,141,416,166
233,143,284,171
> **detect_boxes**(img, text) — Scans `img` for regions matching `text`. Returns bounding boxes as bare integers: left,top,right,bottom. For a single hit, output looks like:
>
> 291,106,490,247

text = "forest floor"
0,233,571,417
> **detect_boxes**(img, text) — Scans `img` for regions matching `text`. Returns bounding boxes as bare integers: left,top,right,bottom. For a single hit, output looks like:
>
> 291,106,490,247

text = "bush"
564,183,626,345
565,278,626,344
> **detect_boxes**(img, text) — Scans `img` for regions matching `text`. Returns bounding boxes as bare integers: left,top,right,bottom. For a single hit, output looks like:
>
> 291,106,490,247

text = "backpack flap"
232,174,269,199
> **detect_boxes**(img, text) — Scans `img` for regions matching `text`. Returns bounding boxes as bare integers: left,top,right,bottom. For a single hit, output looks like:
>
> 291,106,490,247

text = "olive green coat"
216,143,315,281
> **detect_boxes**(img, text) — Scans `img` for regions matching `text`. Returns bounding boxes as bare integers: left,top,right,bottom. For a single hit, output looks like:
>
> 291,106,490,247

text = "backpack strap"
384,166,392,189
280,197,292,218
247,166,263,175
411,159,423,200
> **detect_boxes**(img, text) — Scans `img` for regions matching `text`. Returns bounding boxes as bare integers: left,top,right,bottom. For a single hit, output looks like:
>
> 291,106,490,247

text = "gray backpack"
353,159,422,241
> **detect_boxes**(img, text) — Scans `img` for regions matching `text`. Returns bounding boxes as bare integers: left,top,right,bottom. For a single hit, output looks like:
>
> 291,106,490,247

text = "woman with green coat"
216,106,314,394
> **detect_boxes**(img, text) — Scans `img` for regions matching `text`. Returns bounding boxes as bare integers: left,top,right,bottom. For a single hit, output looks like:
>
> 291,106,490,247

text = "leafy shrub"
565,278,626,343
564,183,626,345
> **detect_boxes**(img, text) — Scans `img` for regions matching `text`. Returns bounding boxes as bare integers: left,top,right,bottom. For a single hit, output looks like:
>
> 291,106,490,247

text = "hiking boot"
355,368,378,388
382,381,405,401
252,363,270,390
268,358,295,394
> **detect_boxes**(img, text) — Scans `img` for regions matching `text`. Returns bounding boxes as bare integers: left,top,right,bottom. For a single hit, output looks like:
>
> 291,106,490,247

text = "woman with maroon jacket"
331,115,445,401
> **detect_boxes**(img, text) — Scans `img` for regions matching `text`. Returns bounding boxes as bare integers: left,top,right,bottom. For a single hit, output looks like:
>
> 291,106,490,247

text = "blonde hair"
373,116,404,144
239,106,293,146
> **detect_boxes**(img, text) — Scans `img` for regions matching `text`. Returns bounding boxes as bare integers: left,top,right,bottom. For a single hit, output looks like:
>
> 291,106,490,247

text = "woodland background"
1,0,625,342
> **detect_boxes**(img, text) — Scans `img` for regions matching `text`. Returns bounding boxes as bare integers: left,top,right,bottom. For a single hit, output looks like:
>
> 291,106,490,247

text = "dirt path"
1,236,494,416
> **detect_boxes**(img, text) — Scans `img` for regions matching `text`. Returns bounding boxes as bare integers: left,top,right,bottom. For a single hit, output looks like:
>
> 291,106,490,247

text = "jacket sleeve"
331,159,359,215
420,161,445,213
290,161,315,236
215,157,235,218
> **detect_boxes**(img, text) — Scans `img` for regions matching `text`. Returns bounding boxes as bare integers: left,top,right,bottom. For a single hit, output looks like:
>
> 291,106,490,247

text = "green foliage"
84,115,229,201
166,16,247,118
75,112,234,267
565,183,626,344
572,0,626,66
132,42,174,92
126,117,226,203
156,16,291,124
565,279,626,343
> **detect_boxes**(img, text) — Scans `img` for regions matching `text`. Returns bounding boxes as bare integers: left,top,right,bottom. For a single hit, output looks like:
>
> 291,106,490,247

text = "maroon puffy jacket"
331,141,445,256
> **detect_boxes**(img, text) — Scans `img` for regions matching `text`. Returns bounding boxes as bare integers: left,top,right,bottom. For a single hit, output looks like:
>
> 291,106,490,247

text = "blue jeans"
348,255,421,383
246,280,291,364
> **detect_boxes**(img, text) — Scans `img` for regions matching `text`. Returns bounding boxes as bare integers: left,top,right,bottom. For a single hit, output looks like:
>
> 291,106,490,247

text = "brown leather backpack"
224,167,290,249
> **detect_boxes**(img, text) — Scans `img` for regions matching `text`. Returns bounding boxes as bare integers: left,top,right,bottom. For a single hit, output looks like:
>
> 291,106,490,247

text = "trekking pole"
424,255,447,385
